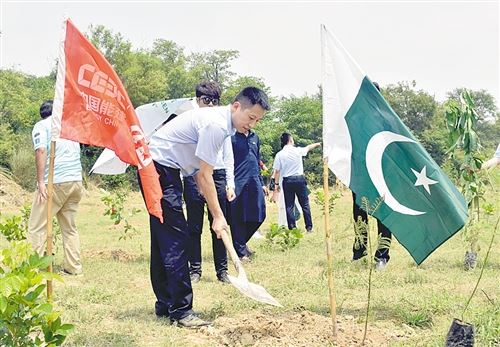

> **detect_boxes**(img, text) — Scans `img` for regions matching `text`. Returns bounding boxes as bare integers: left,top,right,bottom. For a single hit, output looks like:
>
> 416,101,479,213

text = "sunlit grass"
1,170,498,346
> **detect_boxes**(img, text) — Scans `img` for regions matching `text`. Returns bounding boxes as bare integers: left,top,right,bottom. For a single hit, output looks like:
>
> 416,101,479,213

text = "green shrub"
8,136,36,192
266,223,303,251
0,241,73,346
101,190,141,240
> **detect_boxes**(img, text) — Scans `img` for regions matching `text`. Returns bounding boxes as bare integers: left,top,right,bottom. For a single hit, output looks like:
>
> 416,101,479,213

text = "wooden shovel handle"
220,228,245,277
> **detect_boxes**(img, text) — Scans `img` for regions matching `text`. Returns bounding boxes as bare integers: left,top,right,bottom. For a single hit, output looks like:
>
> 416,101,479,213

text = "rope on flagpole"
46,142,56,300
323,157,337,339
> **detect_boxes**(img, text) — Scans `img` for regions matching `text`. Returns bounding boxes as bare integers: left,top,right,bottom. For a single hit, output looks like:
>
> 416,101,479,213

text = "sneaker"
217,272,231,284
190,273,201,283
306,227,313,233
172,314,212,328
375,258,388,271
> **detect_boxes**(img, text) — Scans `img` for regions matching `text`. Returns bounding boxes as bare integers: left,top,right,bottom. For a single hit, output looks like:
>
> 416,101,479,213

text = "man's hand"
262,186,269,197
36,183,48,203
271,189,279,203
211,215,229,239
226,187,236,202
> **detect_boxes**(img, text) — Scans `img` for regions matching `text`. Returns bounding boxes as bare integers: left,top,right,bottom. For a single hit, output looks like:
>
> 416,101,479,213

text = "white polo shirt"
31,117,82,184
273,145,309,178
149,105,235,177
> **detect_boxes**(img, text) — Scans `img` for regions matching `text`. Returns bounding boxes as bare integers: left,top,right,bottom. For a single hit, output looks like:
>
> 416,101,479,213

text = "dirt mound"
0,171,30,212
85,249,140,262
189,311,408,346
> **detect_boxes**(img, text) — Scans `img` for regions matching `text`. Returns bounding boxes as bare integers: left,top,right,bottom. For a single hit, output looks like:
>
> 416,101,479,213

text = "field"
1,171,499,346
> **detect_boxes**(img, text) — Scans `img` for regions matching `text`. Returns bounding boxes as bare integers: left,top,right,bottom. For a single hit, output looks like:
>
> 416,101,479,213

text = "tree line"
0,24,498,191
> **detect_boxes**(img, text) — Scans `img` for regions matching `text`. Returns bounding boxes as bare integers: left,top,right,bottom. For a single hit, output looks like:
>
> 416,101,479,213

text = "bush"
8,135,36,192
0,241,73,346
266,223,303,251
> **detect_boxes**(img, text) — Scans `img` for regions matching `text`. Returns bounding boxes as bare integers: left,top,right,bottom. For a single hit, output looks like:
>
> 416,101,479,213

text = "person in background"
272,133,320,232
183,81,234,284
28,100,84,276
481,143,500,169
229,127,267,261
351,82,392,271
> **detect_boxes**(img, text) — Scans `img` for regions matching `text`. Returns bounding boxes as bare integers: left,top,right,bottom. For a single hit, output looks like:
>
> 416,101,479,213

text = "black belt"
284,174,304,179
213,169,226,175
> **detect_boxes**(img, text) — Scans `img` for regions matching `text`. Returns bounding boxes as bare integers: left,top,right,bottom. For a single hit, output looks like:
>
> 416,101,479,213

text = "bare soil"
0,172,30,213
188,311,411,346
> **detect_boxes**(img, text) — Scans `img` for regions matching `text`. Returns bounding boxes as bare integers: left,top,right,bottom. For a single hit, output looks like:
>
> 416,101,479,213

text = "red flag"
51,19,163,222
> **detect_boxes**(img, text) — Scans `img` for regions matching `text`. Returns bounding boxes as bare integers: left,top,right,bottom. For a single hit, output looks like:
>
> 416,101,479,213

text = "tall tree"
383,81,438,137
188,50,239,89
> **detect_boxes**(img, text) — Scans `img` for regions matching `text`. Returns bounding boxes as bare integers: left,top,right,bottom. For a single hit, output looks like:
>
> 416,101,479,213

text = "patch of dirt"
189,311,410,346
85,249,139,262
0,171,30,212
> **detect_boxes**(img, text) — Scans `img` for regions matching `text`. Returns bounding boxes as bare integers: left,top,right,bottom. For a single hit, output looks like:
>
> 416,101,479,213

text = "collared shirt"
273,144,309,178
31,117,82,184
149,105,235,177
215,137,235,189
232,131,264,187
230,130,266,222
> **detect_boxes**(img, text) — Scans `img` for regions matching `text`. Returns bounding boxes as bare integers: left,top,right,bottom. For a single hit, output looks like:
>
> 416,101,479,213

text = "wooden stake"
46,141,56,300
323,157,337,338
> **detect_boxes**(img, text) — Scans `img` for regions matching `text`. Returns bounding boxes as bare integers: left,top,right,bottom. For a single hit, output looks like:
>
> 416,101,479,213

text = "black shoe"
172,314,212,328
217,272,231,284
190,273,201,283
246,245,255,256
306,227,313,233
239,255,251,263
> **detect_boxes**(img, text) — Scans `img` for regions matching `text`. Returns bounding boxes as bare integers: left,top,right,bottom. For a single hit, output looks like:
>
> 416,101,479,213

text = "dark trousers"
183,170,228,278
138,162,194,320
231,220,263,258
283,175,313,231
352,192,392,261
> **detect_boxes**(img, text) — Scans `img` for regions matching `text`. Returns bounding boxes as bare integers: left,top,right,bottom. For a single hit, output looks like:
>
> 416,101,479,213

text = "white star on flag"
411,166,438,194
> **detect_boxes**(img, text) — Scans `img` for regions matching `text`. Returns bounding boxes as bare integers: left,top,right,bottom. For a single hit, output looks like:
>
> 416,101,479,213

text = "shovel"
220,229,282,307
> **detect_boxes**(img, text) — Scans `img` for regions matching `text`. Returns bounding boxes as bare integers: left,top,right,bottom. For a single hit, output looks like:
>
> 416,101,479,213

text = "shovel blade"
227,275,282,307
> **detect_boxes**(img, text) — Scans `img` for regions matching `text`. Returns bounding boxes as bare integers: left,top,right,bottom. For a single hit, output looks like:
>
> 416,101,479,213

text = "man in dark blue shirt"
229,130,267,260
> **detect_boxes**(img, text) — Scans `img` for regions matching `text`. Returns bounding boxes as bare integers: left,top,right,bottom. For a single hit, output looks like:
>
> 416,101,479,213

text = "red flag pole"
323,157,337,339
46,142,56,300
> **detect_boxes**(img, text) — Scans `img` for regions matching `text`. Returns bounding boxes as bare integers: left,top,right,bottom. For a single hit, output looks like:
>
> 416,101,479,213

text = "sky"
1,1,499,103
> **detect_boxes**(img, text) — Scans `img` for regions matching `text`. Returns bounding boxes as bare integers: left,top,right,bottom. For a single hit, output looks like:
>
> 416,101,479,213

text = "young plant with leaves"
0,241,73,346
265,223,303,251
445,90,489,269
101,189,141,240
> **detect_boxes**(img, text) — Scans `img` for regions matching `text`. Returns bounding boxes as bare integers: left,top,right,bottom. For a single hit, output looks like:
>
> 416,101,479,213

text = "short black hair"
195,81,221,99
233,87,270,111
40,100,53,119
373,81,381,91
280,132,292,148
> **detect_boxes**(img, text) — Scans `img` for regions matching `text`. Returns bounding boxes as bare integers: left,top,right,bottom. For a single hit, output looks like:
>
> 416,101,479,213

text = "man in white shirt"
272,133,320,232
28,100,83,275
142,87,270,328
481,143,500,169
183,81,235,284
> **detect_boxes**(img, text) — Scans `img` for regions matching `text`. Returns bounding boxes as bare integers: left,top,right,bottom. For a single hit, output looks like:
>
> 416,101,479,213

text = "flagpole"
46,142,56,300
323,157,337,339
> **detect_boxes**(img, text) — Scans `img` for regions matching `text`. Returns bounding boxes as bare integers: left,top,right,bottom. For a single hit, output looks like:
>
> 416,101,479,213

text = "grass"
1,170,499,346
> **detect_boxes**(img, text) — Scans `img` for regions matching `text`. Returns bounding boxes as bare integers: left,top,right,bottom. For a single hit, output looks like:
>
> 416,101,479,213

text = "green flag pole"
323,157,337,339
